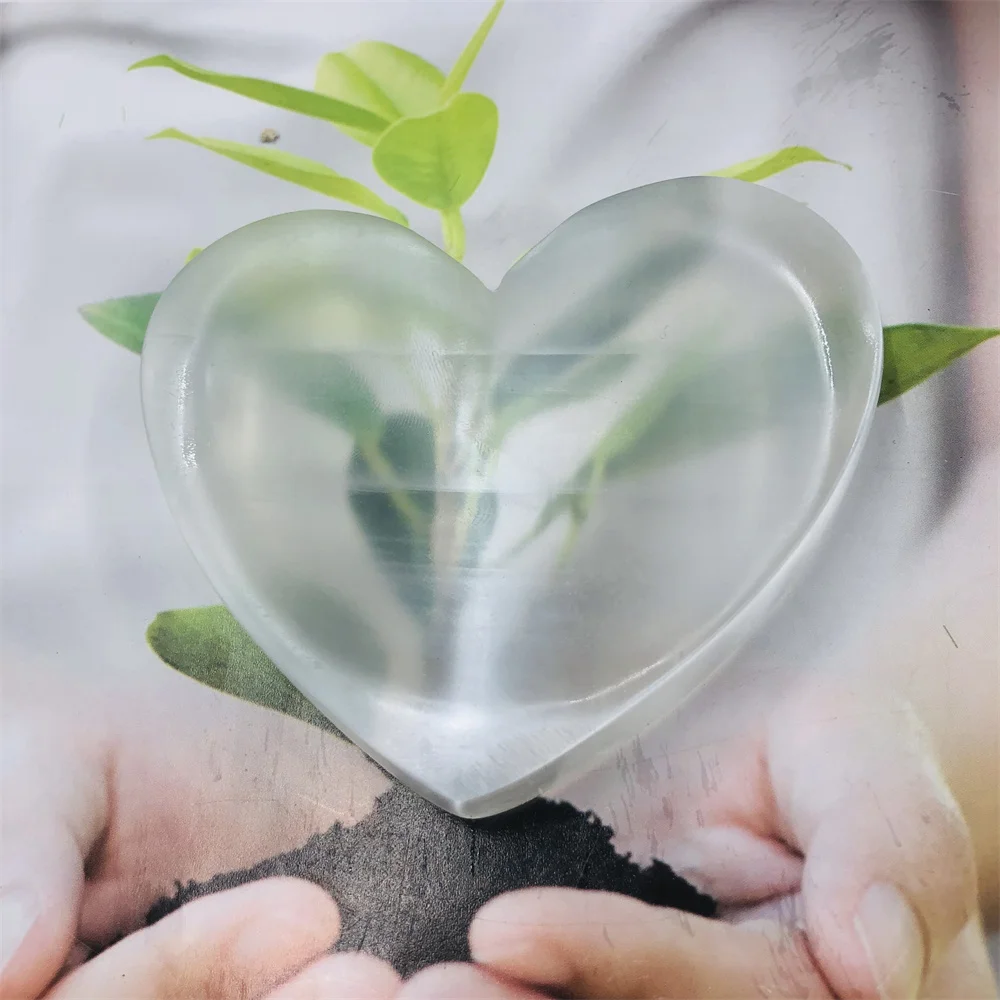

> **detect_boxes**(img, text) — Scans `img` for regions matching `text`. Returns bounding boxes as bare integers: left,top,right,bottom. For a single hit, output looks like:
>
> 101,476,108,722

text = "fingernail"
854,882,925,1000
1,886,38,974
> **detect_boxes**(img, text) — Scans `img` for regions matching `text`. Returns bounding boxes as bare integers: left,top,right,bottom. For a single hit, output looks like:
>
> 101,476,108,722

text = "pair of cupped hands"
2,653,995,1000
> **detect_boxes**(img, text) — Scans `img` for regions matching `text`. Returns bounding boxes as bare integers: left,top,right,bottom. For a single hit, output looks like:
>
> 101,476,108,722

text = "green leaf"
440,0,505,103
492,352,633,442
597,343,797,483
372,93,498,211
79,293,160,353
150,129,407,224
880,323,1000,404
147,605,342,734
349,413,437,618
506,488,575,559
491,240,704,414
510,344,716,556
261,351,383,438
314,42,445,146
514,321,1000,558
591,352,712,481
130,54,390,136
708,146,850,183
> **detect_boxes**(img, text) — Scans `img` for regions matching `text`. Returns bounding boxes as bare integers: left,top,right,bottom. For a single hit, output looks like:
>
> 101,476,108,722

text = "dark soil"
148,782,715,978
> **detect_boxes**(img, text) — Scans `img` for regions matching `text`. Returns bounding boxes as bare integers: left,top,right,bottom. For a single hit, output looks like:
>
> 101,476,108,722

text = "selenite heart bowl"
142,176,882,817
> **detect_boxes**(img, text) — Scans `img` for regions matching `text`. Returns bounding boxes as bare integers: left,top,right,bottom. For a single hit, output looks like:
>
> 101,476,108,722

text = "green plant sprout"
79,2,998,699
128,0,506,259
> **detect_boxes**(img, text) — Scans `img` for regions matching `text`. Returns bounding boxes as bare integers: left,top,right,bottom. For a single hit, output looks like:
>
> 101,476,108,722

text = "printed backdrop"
3,0,997,974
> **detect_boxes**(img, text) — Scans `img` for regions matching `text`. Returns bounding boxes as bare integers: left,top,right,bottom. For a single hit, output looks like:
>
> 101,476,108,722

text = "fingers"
265,951,400,1000
469,887,832,999
766,680,983,999
1,718,108,998
266,952,559,1000
270,956,548,1000
43,878,339,1000
397,962,549,999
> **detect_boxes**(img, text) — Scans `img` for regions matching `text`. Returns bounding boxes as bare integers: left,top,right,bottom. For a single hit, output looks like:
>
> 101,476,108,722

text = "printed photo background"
3,0,997,974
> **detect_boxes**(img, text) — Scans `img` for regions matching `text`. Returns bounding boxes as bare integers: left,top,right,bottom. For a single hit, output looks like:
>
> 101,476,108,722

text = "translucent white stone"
142,177,881,817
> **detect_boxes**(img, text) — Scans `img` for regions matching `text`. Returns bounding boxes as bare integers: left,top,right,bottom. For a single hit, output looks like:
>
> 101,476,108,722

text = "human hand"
29,877,406,1000
465,680,998,998
0,662,389,998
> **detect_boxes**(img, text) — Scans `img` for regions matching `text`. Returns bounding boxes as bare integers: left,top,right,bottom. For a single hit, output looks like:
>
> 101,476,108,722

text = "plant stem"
441,208,466,262
554,458,606,565
556,512,583,568
358,438,429,539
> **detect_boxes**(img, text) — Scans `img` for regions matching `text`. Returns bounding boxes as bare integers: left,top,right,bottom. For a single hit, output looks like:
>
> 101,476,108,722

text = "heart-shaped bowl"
142,176,881,818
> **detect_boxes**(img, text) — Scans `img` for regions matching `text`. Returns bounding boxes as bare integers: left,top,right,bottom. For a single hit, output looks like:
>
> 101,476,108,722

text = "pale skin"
4,640,997,998
2,2,997,998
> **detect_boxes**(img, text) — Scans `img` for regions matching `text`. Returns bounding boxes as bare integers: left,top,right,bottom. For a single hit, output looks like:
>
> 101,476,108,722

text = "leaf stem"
555,459,605,566
441,208,466,261
358,438,429,538
556,512,584,568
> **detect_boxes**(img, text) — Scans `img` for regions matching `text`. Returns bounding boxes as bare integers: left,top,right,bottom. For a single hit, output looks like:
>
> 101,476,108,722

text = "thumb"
767,680,992,999
1,716,108,998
